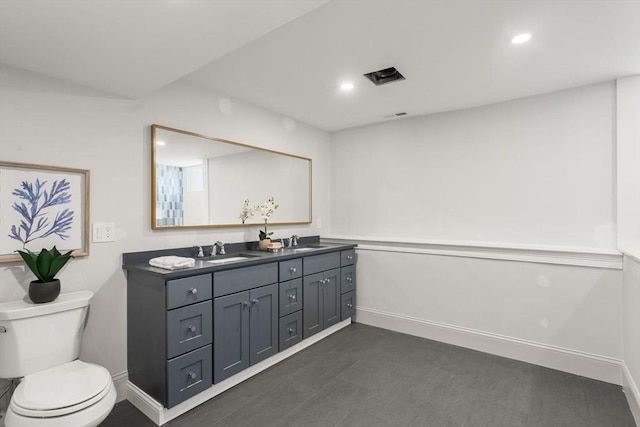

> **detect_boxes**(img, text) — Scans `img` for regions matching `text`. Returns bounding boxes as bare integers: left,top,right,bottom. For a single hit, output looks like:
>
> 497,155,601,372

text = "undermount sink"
206,256,254,264
293,245,327,252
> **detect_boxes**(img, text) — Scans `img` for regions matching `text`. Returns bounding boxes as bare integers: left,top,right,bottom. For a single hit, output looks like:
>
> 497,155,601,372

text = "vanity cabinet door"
166,300,212,359
322,268,340,329
166,345,212,408
279,278,303,317
341,291,355,320
279,311,303,351
213,291,250,383
340,265,355,294
303,272,323,339
340,249,356,266
249,283,278,365
303,268,341,339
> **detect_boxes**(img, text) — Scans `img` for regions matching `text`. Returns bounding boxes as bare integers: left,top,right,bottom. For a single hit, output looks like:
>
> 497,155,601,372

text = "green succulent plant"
16,246,73,282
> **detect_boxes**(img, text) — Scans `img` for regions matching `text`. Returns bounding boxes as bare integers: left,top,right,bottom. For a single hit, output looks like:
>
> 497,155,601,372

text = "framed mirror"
151,124,312,229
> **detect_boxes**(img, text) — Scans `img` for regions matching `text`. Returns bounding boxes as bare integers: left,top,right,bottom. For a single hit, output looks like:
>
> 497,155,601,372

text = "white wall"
617,76,640,259
331,83,615,249
0,64,331,398
329,82,623,384
617,75,640,424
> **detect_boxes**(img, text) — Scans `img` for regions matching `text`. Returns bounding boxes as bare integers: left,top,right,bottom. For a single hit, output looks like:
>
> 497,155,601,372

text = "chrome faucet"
214,241,226,255
290,235,299,247
195,246,204,258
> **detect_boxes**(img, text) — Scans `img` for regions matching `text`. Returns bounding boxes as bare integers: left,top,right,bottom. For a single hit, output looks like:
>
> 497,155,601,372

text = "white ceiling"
1,0,639,131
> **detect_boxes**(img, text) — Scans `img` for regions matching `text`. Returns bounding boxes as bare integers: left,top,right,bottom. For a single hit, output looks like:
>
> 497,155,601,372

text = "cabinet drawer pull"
290,267,297,274
288,294,296,301
187,371,197,380
187,324,197,333
188,288,198,295
346,276,352,282
347,303,353,309
347,255,353,261
288,328,294,335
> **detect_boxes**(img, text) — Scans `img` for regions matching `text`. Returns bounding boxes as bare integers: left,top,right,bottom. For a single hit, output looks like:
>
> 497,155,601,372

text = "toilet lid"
12,360,112,417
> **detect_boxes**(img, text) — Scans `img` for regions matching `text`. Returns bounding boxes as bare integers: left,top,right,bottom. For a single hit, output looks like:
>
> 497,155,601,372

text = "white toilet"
0,291,116,427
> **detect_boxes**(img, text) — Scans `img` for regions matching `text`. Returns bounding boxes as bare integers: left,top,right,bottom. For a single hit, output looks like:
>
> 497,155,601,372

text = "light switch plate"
92,222,116,243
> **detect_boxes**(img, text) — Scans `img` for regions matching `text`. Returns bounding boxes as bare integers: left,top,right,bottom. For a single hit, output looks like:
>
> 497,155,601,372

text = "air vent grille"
363,67,405,86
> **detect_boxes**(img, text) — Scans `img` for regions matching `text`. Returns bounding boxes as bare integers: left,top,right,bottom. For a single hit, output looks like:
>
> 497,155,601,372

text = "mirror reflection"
152,124,312,229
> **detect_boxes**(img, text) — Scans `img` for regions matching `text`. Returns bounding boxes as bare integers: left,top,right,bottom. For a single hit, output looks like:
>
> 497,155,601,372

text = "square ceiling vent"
363,67,406,86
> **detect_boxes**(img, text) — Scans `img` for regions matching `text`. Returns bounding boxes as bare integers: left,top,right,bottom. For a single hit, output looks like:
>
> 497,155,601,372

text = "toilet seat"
11,360,112,418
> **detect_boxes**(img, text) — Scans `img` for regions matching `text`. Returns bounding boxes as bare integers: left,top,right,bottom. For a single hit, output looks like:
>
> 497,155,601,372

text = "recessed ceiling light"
340,82,354,91
511,33,532,44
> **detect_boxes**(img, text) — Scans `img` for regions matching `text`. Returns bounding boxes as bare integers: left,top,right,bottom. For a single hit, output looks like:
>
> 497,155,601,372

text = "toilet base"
5,382,116,427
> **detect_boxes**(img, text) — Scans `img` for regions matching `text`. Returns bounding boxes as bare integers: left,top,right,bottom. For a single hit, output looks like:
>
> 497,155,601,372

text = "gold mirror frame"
151,124,312,230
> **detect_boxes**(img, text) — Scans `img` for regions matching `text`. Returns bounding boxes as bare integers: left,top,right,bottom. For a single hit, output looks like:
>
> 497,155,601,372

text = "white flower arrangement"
238,197,279,240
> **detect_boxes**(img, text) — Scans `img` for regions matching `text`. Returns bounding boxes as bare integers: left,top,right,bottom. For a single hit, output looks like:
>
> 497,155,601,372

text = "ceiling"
1,0,639,131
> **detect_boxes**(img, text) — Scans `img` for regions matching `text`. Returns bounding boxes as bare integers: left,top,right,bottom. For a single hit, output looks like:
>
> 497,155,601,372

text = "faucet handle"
291,235,299,246
195,246,204,258
215,241,226,255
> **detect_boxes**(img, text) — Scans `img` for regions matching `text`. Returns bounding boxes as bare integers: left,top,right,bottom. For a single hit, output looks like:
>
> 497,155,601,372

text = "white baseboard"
112,371,129,403
127,319,352,426
355,307,623,385
622,362,640,426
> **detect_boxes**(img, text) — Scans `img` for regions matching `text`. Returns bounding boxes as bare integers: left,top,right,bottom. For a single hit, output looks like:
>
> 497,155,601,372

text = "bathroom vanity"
122,238,356,424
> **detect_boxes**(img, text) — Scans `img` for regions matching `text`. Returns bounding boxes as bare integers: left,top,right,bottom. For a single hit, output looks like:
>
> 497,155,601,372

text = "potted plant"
16,246,73,304
239,197,279,250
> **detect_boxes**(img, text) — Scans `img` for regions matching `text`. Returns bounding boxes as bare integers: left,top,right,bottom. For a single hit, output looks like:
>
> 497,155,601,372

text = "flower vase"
258,239,271,251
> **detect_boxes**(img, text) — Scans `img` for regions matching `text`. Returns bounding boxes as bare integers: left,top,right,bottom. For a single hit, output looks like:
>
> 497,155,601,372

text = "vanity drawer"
167,301,212,359
340,265,355,294
279,311,303,351
166,345,213,408
279,258,302,281
341,291,355,320
303,252,340,275
340,249,356,266
167,274,212,310
214,263,278,297
279,278,303,317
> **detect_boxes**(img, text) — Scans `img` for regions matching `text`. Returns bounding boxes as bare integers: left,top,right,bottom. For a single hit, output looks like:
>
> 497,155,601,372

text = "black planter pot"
28,279,61,304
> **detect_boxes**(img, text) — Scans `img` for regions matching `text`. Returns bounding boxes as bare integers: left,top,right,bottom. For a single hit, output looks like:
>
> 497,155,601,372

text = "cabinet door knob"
290,267,297,273
347,276,353,282
288,294,296,301
288,328,294,335
187,324,196,333
188,288,198,295
242,301,251,309
347,303,353,309
187,371,197,380
347,255,353,261
326,278,330,283
252,298,259,305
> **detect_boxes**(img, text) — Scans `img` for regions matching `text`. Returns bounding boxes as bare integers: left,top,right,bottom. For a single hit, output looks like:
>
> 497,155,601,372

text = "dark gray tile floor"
100,323,637,427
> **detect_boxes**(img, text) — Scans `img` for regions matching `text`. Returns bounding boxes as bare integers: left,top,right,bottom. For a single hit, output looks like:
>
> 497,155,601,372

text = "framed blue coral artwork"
0,161,90,263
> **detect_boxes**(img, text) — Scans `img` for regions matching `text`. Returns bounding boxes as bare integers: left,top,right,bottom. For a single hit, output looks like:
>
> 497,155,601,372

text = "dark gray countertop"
122,238,356,279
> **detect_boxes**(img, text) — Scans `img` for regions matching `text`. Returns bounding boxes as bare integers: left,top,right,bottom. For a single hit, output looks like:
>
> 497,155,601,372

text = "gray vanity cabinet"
213,263,279,384
340,249,357,320
303,265,341,339
124,241,356,411
127,271,213,408
278,258,303,351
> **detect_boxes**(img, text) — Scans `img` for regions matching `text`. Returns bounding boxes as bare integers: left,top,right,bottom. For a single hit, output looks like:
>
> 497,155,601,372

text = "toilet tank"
0,291,93,378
